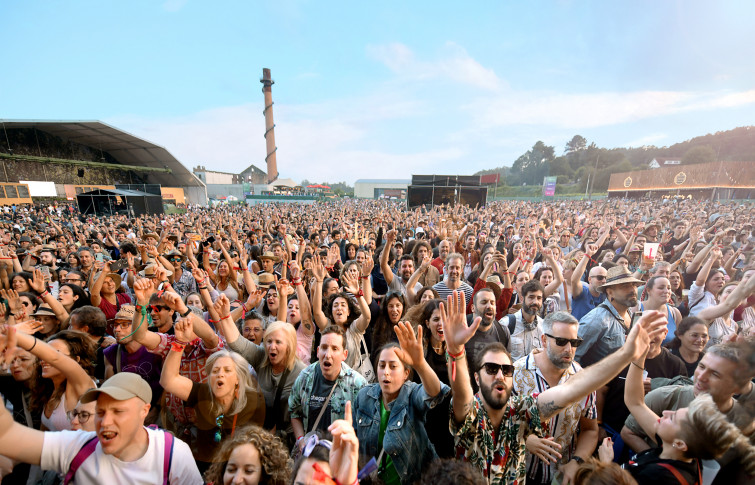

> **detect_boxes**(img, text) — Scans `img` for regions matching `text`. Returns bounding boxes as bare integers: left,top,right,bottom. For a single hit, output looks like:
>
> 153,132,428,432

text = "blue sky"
2,1,754,184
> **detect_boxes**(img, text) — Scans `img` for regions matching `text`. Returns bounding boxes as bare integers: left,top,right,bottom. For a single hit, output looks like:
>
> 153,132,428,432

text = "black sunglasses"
150,305,170,312
544,333,584,348
591,275,606,281
480,363,515,377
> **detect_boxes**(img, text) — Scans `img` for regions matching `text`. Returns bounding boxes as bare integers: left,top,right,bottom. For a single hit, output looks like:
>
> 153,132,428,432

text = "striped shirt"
432,280,474,307
512,349,597,484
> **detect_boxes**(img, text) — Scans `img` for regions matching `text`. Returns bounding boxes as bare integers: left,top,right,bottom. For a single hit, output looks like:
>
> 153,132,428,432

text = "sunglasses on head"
544,333,584,348
480,362,515,377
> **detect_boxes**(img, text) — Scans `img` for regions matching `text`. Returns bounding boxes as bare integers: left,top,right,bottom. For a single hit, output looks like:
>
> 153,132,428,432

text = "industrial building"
354,179,410,199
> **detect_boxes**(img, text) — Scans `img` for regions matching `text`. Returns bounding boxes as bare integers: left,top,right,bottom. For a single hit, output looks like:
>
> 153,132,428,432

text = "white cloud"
367,42,503,91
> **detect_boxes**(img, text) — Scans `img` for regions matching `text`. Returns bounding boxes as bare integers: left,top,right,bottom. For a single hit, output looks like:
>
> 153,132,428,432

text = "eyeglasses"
67,409,92,424
480,362,515,377
544,333,584,348
302,434,332,457
112,321,131,330
63,278,82,283
168,257,182,262
150,305,170,312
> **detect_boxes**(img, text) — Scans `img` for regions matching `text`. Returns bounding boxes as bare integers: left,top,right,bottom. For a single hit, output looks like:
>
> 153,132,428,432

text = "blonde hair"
262,321,299,371
680,393,755,475
204,349,258,417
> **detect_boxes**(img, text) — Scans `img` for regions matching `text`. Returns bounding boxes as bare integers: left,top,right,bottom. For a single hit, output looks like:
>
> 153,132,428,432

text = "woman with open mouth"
160,317,265,474
369,291,407,357
275,263,315,364
215,294,306,451
353,322,450,485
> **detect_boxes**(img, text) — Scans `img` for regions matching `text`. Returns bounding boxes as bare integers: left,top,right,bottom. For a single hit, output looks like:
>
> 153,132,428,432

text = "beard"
546,345,573,370
523,303,541,316
479,378,511,410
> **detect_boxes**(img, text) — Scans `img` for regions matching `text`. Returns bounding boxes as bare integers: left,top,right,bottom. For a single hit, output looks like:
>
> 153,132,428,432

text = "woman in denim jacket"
353,322,450,485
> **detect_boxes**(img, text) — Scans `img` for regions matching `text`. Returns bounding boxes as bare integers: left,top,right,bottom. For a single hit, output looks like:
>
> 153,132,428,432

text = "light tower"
260,68,279,183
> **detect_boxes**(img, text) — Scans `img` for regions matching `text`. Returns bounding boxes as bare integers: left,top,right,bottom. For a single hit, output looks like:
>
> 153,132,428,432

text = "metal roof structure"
0,119,205,188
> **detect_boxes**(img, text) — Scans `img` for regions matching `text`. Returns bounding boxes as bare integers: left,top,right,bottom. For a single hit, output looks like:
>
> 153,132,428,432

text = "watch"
571,455,584,464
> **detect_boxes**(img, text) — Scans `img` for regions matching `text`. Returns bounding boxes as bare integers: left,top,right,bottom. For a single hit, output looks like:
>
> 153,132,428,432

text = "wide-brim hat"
164,250,185,261
81,372,151,404
138,263,173,278
143,233,160,241
257,272,276,288
485,275,503,300
32,305,56,317
260,251,281,263
600,266,644,292
106,272,122,288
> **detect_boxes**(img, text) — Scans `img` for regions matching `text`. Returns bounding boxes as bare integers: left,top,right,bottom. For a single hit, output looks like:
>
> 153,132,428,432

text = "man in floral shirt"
440,291,666,485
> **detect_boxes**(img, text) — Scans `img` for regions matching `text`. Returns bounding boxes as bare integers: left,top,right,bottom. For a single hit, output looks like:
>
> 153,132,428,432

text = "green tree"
565,135,587,154
510,141,555,185
681,145,716,165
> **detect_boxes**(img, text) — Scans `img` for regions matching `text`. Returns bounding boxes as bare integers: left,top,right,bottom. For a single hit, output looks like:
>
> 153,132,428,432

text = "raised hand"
278,278,294,298
328,401,359,485
341,272,359,295
393,321,424,368
625,310,668,361
310,253,327,281
0,325,18,369
29,269,47,294
133,277,156,305
173,317,197,343
13,319,44,336
440,291,479,353
160,291,186,313
0,289,23,314
213,293,232,319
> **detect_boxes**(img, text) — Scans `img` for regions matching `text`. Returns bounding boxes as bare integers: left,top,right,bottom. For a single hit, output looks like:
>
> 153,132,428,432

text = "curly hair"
414,285,439,306
573,458,637,485
204,425,291,485
324,291,361,327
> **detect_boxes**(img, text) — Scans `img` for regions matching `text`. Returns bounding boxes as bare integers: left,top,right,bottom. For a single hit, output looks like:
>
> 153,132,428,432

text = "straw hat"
138,263,173,278
114,305,135,322
257,272,276,288
260,251,281,263
485,275,503,300
599,266,644,292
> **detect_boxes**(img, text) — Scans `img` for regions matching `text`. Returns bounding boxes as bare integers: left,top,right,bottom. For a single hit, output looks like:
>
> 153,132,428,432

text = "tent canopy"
76,188,162,217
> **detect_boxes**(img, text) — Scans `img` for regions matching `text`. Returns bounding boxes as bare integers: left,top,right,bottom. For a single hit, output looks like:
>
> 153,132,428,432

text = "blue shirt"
575,300,629,367
570,282,606,321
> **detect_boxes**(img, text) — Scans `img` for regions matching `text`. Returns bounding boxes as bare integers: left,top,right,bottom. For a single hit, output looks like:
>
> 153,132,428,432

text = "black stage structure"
76,188,163,217
407,175,487,208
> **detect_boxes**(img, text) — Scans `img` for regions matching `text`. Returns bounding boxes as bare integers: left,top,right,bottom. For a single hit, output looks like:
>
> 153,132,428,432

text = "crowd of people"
0,196,753,485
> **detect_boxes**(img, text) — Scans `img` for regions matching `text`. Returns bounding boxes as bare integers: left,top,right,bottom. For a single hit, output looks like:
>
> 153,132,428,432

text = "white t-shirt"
41,427,202,484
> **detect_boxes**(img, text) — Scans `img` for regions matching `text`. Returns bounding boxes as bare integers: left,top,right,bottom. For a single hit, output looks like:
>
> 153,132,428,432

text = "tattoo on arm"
538,398,565,419
462,400,474,417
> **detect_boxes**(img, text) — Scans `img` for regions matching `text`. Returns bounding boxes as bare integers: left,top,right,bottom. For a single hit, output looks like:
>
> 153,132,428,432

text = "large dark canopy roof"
0,119,204,187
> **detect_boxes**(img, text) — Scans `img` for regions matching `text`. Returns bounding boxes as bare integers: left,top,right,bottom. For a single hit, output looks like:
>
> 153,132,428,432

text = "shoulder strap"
116,345,123,374
656,462,691,485
687,295,705,311
507,314,517,334
310,379,339,433
162,430,175,485
273,368,291,430
63,436,99,485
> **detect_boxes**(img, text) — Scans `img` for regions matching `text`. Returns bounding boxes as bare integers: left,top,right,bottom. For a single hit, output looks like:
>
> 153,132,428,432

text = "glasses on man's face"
169,257,181,262
544,333,584,348
112,321,131,330
480,362,515,377
64,278,82,283
67,409,92,424
150,305,170,313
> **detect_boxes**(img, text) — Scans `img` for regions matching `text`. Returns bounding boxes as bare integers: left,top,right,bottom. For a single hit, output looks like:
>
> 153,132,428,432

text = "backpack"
506,314,517,334
63,425,174,485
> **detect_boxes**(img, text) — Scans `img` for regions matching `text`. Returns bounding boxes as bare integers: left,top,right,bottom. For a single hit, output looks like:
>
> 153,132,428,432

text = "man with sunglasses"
442,290,668,485
512,311,598,485
570,244,607,321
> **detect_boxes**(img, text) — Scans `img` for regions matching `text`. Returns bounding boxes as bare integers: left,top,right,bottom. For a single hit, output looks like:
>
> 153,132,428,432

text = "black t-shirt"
625,447,700,485
670,347,703,377
306,365,336,434
184,381,266,462
602,348,687,433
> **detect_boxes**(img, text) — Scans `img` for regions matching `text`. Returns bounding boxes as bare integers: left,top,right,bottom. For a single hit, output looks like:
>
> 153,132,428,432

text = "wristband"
40,290,50,298
180,308,192,318
446,348,466,382
356,289,364,297
631,361,644,371
198,286,207,290
220,314,231,320
170,342,186,353
27,337,37,352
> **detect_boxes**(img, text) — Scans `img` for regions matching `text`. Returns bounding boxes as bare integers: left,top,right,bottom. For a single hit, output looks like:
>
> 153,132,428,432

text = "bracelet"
446,348,466,382
356,289,364,297
241,302,248,313
40,290,50,298
240,267,249,271
170,342,186,353
180,308,192,318
198,286,207,290
360,275,369,280
136,305,148,316
220,314,231,320
27,337,37,352
631,361,644,371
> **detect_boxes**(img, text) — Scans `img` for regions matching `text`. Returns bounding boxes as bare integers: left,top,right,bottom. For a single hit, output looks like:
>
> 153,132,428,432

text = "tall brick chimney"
260,68,278,184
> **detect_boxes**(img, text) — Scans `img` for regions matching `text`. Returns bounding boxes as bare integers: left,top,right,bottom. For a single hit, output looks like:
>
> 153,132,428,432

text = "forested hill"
476,126,755,192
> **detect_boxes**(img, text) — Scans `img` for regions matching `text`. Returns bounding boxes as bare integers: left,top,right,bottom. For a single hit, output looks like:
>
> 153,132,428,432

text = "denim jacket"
575,299,629,367
353,381,450,484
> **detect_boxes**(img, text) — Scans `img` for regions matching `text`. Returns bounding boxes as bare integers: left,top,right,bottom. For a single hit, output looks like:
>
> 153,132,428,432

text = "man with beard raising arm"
442,290,667,485
513,311,598,485
575,266,643,367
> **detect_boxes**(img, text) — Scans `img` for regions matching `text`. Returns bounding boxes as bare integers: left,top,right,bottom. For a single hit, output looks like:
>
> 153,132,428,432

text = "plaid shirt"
149,332,225,425
289,361,367,432
451,393,545,485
